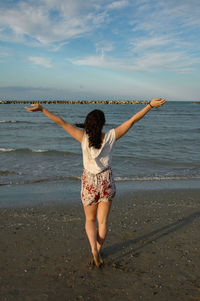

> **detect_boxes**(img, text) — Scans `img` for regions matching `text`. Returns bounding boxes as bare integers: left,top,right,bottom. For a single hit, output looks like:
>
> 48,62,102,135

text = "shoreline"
1,188,200,300
1,178,200,209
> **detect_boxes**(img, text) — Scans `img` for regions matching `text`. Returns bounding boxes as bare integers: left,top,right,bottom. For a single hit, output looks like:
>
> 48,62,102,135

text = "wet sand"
0,188,200,301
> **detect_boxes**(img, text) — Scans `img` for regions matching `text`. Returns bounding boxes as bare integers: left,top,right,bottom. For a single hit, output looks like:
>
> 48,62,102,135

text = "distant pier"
0,100,149,105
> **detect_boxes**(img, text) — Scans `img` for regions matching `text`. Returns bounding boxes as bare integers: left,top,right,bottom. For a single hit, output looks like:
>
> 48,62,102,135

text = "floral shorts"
81,168,116,206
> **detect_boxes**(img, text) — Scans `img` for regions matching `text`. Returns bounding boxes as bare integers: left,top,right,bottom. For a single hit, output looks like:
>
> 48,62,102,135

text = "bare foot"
97,248,104,265
99,254,104,266
92,251,101,268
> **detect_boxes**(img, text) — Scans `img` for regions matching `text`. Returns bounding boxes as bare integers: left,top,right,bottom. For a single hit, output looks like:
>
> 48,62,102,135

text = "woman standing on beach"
26,98,166,267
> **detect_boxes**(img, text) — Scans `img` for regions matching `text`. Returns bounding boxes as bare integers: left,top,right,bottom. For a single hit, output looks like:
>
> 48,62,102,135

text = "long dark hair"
84,110,105,149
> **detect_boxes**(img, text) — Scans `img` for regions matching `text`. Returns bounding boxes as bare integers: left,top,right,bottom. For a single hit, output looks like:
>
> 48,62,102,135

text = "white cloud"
130,0,200,36
71,48,199,74
130,51,199,73
131,37,171,51
0,0,199,76
127,35,199,73
71,54,105,68
0,0,108,46
126,1,200,74
28,56,52,68
95,41,114,53
106,0,129,10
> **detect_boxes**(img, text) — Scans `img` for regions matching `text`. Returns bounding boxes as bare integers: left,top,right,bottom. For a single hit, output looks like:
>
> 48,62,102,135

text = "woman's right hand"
150,98,166,108
25,104,43,112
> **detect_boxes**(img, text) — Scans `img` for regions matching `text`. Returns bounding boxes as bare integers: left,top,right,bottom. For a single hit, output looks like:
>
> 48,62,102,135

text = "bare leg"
97,200,112,255
83,203,101,267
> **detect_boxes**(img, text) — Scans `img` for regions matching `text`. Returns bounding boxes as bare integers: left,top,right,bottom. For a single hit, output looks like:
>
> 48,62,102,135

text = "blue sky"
0,0,200,101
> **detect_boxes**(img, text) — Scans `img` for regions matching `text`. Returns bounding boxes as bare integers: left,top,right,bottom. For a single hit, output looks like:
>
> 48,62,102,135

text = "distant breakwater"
0,100,149,105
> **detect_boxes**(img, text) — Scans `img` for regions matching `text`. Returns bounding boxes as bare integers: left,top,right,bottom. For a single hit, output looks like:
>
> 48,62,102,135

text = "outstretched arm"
25,104,84,142
115,98,166,140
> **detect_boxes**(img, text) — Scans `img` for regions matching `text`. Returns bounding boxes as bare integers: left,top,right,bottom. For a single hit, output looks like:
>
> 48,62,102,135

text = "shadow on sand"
103,210,200,260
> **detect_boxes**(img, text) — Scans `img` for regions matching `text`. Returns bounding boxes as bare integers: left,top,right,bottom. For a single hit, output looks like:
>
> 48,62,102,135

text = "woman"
25,98,166,267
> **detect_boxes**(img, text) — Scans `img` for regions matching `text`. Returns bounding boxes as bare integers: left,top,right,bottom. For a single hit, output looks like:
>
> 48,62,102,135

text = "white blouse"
81,129,116,174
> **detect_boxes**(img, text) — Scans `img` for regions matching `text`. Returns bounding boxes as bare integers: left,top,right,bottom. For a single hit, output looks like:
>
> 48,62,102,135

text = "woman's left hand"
150,98,167,108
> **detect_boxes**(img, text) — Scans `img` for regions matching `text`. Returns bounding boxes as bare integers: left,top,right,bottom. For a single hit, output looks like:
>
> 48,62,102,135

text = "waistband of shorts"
83,166,111,175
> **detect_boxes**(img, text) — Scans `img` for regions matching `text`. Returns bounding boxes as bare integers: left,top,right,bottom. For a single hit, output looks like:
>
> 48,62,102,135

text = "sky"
0,0,200,101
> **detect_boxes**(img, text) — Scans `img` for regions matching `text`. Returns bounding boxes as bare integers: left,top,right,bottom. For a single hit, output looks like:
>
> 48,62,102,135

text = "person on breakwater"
25,98,166,267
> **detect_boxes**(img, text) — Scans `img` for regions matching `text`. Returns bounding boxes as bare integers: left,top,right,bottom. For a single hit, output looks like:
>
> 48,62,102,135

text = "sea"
0,101,200,208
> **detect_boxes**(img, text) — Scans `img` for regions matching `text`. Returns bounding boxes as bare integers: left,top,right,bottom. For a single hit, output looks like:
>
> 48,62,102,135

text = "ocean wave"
0,175,81,186
1,174,200,187
0,147,80,156
0,148,15,152
32,149,49,153
0,120,17,124
114,175,200,181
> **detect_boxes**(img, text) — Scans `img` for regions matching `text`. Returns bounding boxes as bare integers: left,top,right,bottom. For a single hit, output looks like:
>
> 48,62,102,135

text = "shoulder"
81,131,87,144
105,129,116,144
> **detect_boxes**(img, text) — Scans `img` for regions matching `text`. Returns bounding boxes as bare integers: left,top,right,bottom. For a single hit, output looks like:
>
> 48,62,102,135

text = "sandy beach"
0,188,200,301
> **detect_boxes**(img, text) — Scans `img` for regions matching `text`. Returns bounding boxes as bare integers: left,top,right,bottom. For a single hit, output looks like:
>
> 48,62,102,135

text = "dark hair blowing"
84,110,105,149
